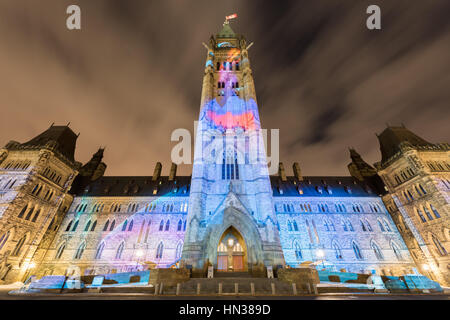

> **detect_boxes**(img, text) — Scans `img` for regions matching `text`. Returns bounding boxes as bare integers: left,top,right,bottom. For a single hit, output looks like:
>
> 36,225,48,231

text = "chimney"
169,163,177,181
293,162,303,181
152,162,162,181
278,162,287,181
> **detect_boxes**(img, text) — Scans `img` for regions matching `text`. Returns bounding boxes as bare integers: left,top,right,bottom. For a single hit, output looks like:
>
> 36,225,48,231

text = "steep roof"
20,125,78,162
73,175,191,197
377,126,435,163
270,176,378,198
217,22,236,38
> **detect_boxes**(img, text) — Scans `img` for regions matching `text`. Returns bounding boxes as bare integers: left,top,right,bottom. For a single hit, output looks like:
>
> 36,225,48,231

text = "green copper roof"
217,22,236,38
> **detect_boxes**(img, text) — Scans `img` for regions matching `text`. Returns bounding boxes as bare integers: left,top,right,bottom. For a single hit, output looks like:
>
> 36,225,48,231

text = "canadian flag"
226,13,238,20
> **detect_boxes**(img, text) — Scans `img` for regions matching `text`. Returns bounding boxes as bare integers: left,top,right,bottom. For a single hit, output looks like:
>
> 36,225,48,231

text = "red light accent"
207,110,256,130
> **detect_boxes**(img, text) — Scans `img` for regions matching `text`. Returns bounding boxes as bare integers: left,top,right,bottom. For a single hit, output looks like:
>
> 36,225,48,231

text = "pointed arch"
332,240,343,260
352,241,363,260
84,220,92,232
156,241,164,259
71,220,79,232
55,242,66,259
103,220,110,231
0,229,12,252
177,219,183,231
371,240,384,260
12,234,27,256
90,220,97,231
391,241,403,260
293,239,302,260
128,220,134,231
74,241,86,259
109,220,116,231
175,241,183,260
115,241,125,259
95,242,106,260
122,220,128,231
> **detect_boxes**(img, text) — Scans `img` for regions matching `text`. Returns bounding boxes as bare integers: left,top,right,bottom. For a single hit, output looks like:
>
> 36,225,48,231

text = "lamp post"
136,250,143,271
316,249,325,270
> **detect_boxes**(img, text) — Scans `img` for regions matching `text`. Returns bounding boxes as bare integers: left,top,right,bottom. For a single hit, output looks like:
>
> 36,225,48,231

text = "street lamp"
316,249,325,269
135,250,144,271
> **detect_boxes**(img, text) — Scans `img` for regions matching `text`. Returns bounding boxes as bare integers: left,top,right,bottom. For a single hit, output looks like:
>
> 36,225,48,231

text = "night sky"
1,0,449,177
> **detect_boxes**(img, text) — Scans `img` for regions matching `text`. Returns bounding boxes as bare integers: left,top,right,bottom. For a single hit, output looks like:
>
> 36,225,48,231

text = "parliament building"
0,21,448,286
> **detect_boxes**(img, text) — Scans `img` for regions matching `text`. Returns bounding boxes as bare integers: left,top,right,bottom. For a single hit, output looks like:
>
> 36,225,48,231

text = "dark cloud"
0,0,449,177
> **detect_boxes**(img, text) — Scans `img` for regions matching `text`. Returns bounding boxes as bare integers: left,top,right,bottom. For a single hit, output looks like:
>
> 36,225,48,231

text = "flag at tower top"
225,13,237,21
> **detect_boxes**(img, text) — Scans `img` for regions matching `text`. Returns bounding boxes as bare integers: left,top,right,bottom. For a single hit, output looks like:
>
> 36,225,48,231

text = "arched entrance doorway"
216,227,247,272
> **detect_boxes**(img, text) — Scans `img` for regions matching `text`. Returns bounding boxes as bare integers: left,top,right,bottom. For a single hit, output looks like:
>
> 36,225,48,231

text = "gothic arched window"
71,220,79,232
165,220,170,231
0,231,10,251
432,235,447,256
122,220,128,231
128,220,134,231
177,219,183,231
333,241,343,260
159,220,164,231
103,220,110,231
115,242,124,260
392,242,403,260
55,242,65,260
156,242,164,259
352,242,363,260
74,242,85,260
371,241,384,260
95,242,105,260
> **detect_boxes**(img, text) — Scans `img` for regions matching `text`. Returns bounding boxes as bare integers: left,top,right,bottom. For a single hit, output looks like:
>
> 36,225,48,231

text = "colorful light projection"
73,188,187,269
201,44,261,132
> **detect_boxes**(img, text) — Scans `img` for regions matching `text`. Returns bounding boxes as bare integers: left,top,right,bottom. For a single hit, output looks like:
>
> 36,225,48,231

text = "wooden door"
217,255,228,271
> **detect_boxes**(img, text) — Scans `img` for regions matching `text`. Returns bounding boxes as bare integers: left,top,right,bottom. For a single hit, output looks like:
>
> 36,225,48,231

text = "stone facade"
0,126,78,283
374,126,450,286
0,23,448,286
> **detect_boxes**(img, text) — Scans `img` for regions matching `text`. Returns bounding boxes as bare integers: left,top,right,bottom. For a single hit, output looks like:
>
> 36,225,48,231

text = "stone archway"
216,226,247,272
203,206,264,271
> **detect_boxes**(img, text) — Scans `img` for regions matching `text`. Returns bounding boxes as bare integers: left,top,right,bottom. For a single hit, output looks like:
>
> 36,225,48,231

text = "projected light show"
0,1,448,310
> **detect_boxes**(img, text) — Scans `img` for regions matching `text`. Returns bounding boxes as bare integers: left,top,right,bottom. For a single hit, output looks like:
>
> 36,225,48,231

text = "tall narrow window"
115,242,124,259
12,235,27,256
109,220,116,231
156,242,164,259
31,209,41,223
352,242,363,260
91,220,97,231
0,231,10,251
371,242,384,260
128,220,134,231
18,205,28,219
294,241,302,260
159,220,164,231
74,242,85,260
176,242,183,260
65,220,73,232
423,206,433,220
432,235,447,256
429,204,441,219
333,241,343,260
165,220,170,231
103,220,110,231
144,220,151,243
392,242,403,260
95,242,105,260
55,243,65,260
416,208,426,223
177,219,183,231
71,220,79,232
122,220,128,231
84,220,91,232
